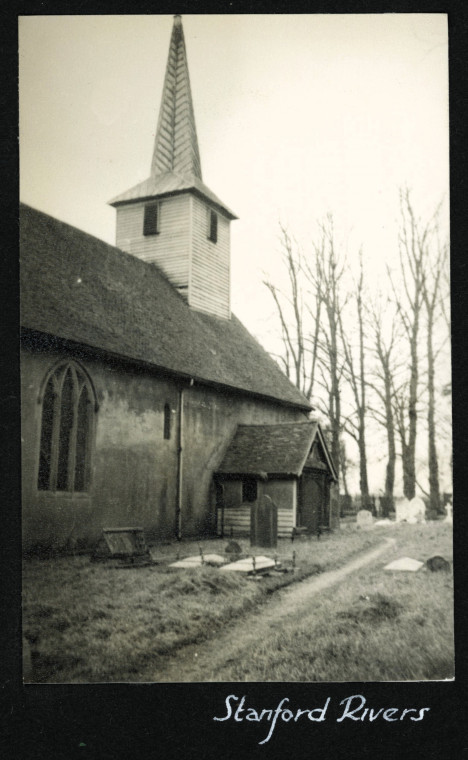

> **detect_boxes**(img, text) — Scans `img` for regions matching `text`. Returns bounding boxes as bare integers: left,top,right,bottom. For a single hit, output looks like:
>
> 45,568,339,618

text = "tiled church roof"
20,203,311,411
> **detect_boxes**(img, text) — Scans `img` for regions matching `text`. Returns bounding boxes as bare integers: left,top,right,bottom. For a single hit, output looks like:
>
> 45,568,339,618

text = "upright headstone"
408,496,426,523
251,495,277,548
444,502,453,524
356,509,374,529
375,497,382,519
395,498,410,523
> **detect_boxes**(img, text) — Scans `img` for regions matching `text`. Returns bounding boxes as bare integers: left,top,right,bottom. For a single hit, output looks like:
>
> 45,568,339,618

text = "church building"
20,16,338,551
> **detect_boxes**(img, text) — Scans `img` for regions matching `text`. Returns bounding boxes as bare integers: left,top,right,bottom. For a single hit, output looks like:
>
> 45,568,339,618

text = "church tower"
109,15,236,320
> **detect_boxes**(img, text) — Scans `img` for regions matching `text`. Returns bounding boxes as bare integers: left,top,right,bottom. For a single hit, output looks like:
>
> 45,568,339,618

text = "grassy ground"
214,523,454,682
23,526,383,683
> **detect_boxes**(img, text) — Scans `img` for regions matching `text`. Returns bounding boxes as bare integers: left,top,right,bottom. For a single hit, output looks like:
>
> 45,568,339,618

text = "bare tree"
339,439,351,498
389,189,433,499
339,253,371,509
264,191,450,512
265,215,348,485
367,300,403,516
389,188,450,505
263,224,321,399
422,226,449,514
306,215,349,481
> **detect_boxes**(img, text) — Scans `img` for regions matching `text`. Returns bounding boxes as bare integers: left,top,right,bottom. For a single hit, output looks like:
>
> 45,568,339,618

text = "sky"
19,14,450,493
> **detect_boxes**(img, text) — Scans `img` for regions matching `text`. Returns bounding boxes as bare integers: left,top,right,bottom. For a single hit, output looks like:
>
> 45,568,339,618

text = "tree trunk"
405,322,419,500
426,301,441,514
357,278,370,509
383,397,396,515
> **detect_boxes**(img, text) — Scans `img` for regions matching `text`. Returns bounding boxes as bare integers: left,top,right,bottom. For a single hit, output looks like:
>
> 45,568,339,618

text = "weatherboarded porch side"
215,422,339,539
216,477,297,538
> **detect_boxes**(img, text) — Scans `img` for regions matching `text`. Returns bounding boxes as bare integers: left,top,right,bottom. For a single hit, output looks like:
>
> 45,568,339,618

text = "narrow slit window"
208,209,217,243
143,202,159,236
164,403,171,440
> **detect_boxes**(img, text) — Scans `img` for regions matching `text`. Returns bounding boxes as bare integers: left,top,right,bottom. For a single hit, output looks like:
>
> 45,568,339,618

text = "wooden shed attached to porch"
215,422,339,538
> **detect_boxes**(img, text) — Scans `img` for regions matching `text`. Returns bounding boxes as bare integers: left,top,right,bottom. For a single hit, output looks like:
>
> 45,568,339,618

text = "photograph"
19,13,452,685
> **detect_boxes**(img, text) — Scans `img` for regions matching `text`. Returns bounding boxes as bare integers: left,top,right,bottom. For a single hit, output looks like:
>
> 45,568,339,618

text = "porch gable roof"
216,422,337,480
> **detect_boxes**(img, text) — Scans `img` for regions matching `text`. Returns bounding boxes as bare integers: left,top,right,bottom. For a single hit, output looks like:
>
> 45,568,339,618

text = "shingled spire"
151,15,202,179
110,15,236,321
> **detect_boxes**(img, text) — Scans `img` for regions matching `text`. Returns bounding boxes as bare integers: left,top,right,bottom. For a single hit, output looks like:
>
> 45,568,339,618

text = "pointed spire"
151,15,202,179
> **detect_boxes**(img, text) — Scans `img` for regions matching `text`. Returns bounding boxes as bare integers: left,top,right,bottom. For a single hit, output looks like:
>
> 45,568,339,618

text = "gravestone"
220,555,276,574
375,497,382,519
444,502,453,524
395,498,410,523
384,556,424,572
356,509,374,529
170,554,225,568
92,527,152,565
250,495,277,548
426,555,451,572
408,496,426,523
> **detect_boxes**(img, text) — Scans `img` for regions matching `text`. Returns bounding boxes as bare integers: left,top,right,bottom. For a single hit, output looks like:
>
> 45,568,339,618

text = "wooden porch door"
298,468,329,532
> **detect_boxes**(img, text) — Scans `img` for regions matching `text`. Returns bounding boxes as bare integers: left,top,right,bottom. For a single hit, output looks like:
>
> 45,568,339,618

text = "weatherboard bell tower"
109,15,237,320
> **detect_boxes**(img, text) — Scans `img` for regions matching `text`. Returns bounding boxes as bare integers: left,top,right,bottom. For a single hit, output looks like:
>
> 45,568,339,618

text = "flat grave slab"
169,554,225,568
220,555,276,574
384,556,424,572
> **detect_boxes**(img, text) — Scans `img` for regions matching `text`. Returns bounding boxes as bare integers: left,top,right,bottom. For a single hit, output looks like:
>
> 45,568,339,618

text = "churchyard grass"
22,523,453,682
23,527,381,683
213,523,454,682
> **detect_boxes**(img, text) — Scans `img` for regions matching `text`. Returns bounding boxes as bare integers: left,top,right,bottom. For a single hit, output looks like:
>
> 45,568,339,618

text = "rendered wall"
179,385,305,537
21,346,180,550
21,345,306,550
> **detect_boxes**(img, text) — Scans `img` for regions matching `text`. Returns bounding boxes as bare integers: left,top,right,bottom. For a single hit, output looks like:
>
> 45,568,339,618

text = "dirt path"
147,538,396,682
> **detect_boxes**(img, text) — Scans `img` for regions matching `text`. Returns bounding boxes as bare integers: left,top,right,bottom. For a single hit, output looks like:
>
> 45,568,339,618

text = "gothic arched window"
37,361,97,492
